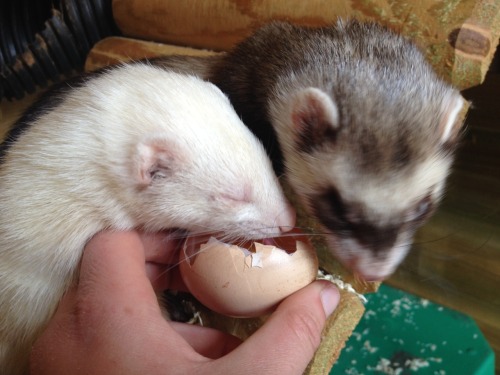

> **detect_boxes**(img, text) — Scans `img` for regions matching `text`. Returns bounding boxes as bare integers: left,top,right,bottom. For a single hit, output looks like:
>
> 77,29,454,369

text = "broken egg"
179,229,318,317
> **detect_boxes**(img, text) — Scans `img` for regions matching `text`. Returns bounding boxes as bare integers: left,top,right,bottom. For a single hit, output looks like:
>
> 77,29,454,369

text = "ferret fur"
0,64,294,375
151,20,465,281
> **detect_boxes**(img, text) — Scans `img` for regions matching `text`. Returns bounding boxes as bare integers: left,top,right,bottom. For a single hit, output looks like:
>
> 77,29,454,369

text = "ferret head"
108,68,294,239
270,25,465,280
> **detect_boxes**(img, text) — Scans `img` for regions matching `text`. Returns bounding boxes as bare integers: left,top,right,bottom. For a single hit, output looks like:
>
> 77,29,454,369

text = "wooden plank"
84,37,217,71
112,0,500,89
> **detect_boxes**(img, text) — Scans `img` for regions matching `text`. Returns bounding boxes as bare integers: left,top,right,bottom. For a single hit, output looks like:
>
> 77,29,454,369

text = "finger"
139,230,184,265
146,262,188,291
30,285,80,364
31,231,209,374
215,281,339,375
70,232,199,358
140,230,186,291
169,322,242,359
79,231,162,315
55,231,181,315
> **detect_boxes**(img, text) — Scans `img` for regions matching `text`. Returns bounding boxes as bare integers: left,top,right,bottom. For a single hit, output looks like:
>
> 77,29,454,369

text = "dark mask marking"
309,187,401,254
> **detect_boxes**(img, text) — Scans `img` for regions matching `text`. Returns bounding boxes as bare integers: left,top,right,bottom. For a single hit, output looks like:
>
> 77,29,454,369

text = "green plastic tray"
331,284,495,374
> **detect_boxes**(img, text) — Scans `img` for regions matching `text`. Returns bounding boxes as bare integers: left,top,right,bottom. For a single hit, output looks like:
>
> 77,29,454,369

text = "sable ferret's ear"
134,136,186,186
438,92,466,146
290,87,340,152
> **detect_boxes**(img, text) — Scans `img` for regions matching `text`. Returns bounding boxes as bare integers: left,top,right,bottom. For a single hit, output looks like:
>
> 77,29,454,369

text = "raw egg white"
179,229,318,317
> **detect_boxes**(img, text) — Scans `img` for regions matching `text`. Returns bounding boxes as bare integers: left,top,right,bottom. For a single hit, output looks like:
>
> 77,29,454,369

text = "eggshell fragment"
179,230,318,317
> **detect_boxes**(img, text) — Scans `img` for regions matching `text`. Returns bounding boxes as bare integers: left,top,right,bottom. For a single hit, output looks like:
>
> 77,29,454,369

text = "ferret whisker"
152,239,219,281
411,232,456,246
413,223,494,255
471,231,494,253
152,227,329,284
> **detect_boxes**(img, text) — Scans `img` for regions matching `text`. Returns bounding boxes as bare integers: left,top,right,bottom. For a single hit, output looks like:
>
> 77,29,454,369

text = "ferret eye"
411,195,433,222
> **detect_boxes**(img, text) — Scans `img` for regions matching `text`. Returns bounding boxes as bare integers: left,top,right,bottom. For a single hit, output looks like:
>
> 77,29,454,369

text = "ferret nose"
347,257,388,282
277,203,296,233
359,271,387,282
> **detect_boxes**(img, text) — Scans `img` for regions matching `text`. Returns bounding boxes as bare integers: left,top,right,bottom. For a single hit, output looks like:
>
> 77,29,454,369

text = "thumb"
215,281,340,375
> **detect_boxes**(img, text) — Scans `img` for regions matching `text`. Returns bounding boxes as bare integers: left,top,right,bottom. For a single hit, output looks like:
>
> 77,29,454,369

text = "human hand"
29,230,340,375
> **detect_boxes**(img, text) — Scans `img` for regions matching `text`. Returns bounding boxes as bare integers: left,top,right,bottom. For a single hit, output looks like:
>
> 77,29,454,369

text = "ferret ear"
438,92,466,145
134,136,186,186
291,87,340,152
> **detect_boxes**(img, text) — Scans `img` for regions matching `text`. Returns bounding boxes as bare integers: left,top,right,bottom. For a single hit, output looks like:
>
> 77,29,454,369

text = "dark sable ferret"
152,20,465,281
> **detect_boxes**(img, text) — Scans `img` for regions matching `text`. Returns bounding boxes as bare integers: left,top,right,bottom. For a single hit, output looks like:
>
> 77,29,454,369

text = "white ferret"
0,64,295,375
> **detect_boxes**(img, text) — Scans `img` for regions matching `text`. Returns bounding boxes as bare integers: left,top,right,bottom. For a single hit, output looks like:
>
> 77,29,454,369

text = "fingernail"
320,284,340,317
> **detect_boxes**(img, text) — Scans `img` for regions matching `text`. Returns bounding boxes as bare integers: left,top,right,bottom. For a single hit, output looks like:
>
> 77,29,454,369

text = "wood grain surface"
112,0,500,89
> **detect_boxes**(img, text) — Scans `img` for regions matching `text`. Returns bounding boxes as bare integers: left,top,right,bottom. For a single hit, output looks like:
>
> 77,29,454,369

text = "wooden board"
84,37,217,70
112,0,500,89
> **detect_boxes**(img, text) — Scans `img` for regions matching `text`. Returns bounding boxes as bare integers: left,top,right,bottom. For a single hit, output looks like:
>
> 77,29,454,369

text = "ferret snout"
360,253,407,281
340,252,392,281
354,266,387,282
326,235,410,281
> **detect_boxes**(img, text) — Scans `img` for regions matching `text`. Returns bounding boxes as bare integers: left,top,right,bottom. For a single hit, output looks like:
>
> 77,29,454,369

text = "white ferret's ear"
438,92,466,145
134,136,186,186
290,87,340,151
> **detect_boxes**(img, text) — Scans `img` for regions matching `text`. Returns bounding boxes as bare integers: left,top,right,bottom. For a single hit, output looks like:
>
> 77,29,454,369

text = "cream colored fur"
0,64,294,375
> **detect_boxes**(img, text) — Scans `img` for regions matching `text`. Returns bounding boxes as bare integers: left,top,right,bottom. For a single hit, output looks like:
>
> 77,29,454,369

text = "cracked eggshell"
179,230,318,317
